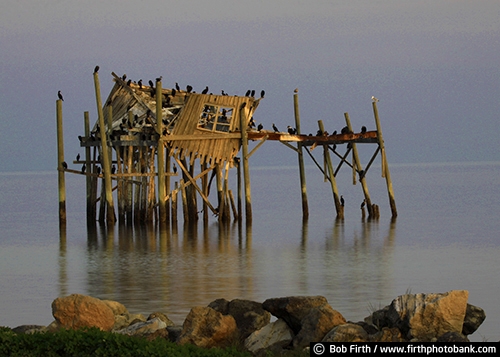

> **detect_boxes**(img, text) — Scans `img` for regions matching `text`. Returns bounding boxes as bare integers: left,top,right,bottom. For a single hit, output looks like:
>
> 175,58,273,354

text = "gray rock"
462,304,486,336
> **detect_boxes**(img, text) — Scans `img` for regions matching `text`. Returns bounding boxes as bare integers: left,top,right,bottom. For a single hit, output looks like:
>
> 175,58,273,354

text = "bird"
111,165,116,174
175,82,180,91
272,123,279,132
81,164,86,174
156,76,162,82
94,65,99,73
76,153,80,162
221,90,227,96
127,79,132,86
173,164,177,174
202,86,209,94
171,88,176,97
62,161,68,170
371,96,379,103
257,123,263,131
361,126,367,133
245,90,251,97
361,199,366,209
138,79,143,89
57,91,64,101
122,74,127,80
250,90,255,97
287,126,296,135
149,80,154,88
186,85,193,93
340,195,345,206
96,166,101,175
260,90,265,98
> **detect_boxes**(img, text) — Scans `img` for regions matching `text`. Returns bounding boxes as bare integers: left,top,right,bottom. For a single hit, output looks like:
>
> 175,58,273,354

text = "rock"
387,290,469,341
177,306,238,349
11,325,46,334
166,325,183,342
322,323,369,342
209,298,271,340
292,304,346,349
244,319,294,355
366,305,391,329
369,327,405,342
115,317,167,337
462,304,486,335
437,331,470,342
102,300,130,330
51,294,115,331
262,296,329,334
147,312,175,327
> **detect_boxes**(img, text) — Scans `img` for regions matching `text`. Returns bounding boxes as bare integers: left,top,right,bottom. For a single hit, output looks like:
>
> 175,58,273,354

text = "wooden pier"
56,69,396,227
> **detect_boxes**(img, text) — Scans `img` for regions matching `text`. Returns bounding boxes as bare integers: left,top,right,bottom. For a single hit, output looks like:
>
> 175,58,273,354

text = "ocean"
0,162,499,342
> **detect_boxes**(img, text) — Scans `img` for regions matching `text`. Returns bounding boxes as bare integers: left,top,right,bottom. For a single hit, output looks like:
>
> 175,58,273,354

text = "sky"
1,0,499,172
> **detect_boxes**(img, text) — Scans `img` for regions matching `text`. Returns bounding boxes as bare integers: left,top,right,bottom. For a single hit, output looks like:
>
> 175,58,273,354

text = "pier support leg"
56,99,66,225
293,90,309,220
239,105,252,223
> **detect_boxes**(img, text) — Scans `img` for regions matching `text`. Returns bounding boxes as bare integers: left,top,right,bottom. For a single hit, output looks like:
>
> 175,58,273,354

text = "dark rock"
437,331,470,342
462,304,486,336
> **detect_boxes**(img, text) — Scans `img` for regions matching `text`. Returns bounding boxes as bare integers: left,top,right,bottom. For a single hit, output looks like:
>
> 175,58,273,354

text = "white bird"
371,96,379,103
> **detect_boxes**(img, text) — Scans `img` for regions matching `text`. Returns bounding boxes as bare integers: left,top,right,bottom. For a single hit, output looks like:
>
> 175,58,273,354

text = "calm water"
1,162,499,342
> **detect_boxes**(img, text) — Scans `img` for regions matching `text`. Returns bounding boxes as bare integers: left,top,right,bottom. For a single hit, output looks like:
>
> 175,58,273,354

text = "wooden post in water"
93,71,116,224
372,101,397,218
344,112,373,217
156,80,167,224
318,120,343,218
239,105,252,222
293,89,309,220
56,99,66,225
84,111,95,223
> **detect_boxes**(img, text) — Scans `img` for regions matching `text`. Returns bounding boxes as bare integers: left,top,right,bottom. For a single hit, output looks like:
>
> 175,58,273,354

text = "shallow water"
1,162,499,341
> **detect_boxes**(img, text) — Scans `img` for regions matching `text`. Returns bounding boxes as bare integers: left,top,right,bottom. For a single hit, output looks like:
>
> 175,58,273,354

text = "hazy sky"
1,0,499,172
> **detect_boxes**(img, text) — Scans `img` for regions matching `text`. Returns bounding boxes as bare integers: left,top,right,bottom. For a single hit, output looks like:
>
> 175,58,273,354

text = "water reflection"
57,218,397,324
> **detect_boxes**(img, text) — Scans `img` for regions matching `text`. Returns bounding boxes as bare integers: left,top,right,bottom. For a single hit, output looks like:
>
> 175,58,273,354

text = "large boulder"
51,294,115,331
208,298,271,340
262,296,329,333
244,319,294,355
177,306,238,349
386,290,469,341
293,304,346,349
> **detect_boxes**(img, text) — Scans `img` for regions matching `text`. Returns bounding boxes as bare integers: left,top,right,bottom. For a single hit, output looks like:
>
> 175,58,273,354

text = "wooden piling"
84,111,95,223
372,102,397,218
239,106,252,222
156,80,167,224
56,99,66,225
93,71,116,224
293,90,309,219
318,120,343,218
344,112,373,217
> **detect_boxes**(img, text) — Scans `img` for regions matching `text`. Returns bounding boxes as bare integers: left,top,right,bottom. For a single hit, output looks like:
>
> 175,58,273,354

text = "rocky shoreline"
9,290,488,355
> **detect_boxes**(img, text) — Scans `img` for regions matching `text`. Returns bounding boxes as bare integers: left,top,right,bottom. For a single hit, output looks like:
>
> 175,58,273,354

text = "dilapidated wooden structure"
56,70,396,227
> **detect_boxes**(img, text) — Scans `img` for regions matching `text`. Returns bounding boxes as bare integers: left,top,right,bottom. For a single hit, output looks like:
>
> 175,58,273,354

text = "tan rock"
244,319,294,354
52,294,115,331
178,306,238,349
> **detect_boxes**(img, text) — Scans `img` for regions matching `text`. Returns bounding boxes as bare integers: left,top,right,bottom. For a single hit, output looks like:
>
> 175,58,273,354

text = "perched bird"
149,80,154,88
260,90,265,98
221,90,227,96
171,88,176,97
175,82,180,91
111,165,116,174
272,123,279,132
81,164,86,174
361,199,366,209
58,91,64,101
202,86,209,94
341,126,349,134
245,90,251,97
287,126,296,135
94,65,99,73
257,123,263,131
122,74,127,80
78,135,83,142
361,126,367,133
371,96,379,103
250,90,255,97
340,195,345,207
186,85,193,93
156,76,162,82
173,164,177,174
138,79,143,89
62,161,68,170
126,79,132,86
76,153,80,162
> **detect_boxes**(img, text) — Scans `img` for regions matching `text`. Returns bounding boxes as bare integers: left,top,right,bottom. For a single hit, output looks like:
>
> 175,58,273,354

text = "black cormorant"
186,85,193,93
138,79,143,89
148,80,154,88
62,161,68,170
257,123,263,131
94,65,99,73
272,123,279,132
111,165,116,174
250,90,255,97
287,126,296,135
361,126,367,133
260,90,265,98
58,91,64,101
361,199,366,209
245,90,251,97
175,82,180,91
171,88,176,97
202,86,209,94
340,195,345,206
122,74,127,80
81,164,86,174
76,153,80,162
